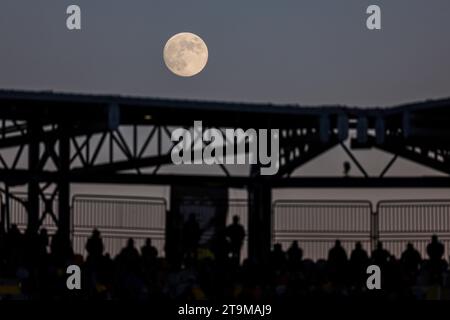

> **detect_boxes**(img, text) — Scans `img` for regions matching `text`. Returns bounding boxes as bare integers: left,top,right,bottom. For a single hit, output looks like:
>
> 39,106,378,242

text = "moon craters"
163,32,208,77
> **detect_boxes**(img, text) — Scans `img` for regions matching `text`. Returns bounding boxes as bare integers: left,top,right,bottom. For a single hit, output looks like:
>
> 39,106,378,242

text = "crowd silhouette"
0,215,449,300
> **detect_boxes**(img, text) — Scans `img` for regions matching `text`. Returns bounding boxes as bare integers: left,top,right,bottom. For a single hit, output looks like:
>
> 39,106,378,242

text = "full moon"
163,32,208,77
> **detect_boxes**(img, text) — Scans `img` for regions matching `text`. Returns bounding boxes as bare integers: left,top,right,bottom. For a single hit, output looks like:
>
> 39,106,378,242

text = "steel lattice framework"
0,90,449,262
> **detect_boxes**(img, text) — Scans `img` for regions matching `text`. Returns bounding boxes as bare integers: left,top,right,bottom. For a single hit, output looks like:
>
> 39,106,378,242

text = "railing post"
4,184,11,231
248,182,272,265
58,122,71,242
27,120,40,234
371,203,380,251
0,201,4,233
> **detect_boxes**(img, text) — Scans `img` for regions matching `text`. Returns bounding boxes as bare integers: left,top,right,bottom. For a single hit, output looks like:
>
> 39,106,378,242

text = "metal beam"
27,121,40,233
58,123,71,240
71,154,173,174
0,169,449,188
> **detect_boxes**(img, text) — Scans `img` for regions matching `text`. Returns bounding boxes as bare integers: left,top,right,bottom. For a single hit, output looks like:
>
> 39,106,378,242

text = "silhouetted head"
127,238,135,248
232,215,239,224
335,240,341,247
355,242,362,249
343,161,351,176
93,228,100,237
145,238,152,246
292,240,299,248
377,241,383,250
407,243,414,250
432,235,438,242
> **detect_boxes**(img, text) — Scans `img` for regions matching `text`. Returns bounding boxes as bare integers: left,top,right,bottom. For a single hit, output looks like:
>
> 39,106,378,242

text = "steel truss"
0,90,449,262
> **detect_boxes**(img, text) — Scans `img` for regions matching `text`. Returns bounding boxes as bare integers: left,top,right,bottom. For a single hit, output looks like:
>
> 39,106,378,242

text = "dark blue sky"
0,1,449,205
0,0,449,106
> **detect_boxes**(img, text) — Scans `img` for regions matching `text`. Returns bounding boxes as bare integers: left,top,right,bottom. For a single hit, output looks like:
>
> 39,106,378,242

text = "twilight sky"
0,1,449,203
0,0,449,107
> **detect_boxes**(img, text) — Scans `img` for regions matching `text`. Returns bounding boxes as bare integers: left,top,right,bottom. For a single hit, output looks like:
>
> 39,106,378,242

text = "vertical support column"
248,182,272,264
28,121,40,234
58,123,71,241
371,206,380,252
0,192,5,233
2,184,11,232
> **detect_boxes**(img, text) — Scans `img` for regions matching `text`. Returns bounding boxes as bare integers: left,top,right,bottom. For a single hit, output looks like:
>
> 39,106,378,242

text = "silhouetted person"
400,243,422,274
86,228,104,260
118,238,140,271
371,241,390,267
183,213,201,260
270,243,286,270
287,240,303,269
328,240,348,285
50,230,74,266
384,254,403,291
328,240,348,266
350,242,369,268
141,238,158,263
350,242,369,265
343,161,351,177
426,235,446,285
225,215,245,262
427,235,444,262
350,242,369,286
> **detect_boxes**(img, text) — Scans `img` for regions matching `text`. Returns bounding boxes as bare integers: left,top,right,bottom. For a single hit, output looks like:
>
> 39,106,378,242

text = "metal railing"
377,200,450,258
4,194,248,259
71,194,167,257
272,200,373,261
4,194,450,263
6,192,58,232
170,198,248,259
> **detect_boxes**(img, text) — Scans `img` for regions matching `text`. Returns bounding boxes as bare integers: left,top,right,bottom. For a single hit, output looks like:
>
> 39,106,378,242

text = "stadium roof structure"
0,89,449,261
0,89,449,183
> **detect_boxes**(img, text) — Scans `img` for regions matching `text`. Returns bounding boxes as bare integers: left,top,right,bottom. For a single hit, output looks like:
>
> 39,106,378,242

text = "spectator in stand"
225,215,246,262
350,241,369,287
85,228,104,261
270,243,287,271
401,243,422,274
371,241,390,267
426,235,447,285
328,240,348,266
1,224,450,301
328,240,348,286
287,240,303,270
427,235,444,262
119,238,140,266
141,238,158,264
50,229,74,266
